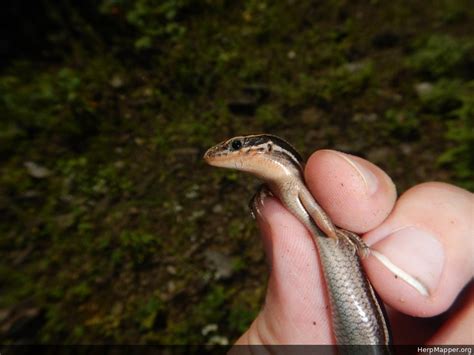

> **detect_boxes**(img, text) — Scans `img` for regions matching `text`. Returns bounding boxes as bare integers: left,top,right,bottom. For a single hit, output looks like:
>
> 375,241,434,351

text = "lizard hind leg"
336,229,370,258
297,187,339,240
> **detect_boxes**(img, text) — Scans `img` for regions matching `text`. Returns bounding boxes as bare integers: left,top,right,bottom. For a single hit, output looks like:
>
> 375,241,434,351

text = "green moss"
118,230,161,267
0,266,33,307
111,0,189,45
406,35,472,79
438,83,474,190
255,104,284,128
382,109,420,141
417,80,463,114
68,282,92,302
136,297,166,331
320,61,374,101
228,305,256,334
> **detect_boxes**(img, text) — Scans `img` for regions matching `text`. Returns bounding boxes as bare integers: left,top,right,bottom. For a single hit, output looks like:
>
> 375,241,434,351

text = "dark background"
1,0,472,344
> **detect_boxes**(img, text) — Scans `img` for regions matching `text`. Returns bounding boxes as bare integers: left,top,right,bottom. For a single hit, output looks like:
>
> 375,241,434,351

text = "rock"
166,265,177,275
110,75,124,88
212,204,223,214
400,143,413,155
208,335,229,345
188,210,205,221
344,62,365,73
185,184,200,199
204,250,234,280
201,323,218,336
352,112,378,122
134,137,145,146
55,213,76,231
24,162,51,178
114,160,125,169
414,82,434,97
167,281,176,294
21,190,41,199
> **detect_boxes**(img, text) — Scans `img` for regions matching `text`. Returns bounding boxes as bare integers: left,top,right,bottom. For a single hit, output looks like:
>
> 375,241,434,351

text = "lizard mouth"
203,146,220,162
203,145,234,168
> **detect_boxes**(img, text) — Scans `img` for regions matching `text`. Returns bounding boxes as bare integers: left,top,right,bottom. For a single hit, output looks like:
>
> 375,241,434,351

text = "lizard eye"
230,139,242,151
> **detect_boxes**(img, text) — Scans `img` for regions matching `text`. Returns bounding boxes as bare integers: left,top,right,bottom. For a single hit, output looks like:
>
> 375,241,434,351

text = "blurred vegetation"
1,0,473,345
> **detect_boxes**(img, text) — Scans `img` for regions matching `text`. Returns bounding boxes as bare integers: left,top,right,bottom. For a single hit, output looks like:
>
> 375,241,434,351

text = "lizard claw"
249,184,273,219
336,229,370,258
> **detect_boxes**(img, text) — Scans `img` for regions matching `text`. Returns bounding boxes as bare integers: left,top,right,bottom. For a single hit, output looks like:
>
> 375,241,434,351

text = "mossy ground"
1,0,472,344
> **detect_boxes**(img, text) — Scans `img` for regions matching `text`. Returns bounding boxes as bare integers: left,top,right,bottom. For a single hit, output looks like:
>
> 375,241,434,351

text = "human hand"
234,150,473,345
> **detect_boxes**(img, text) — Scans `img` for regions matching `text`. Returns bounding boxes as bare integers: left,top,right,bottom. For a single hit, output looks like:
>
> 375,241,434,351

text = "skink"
204,134,391,346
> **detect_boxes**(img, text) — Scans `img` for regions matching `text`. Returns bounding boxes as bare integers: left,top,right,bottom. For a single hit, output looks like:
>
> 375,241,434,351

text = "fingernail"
373,226,445,294
331,151,379,195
